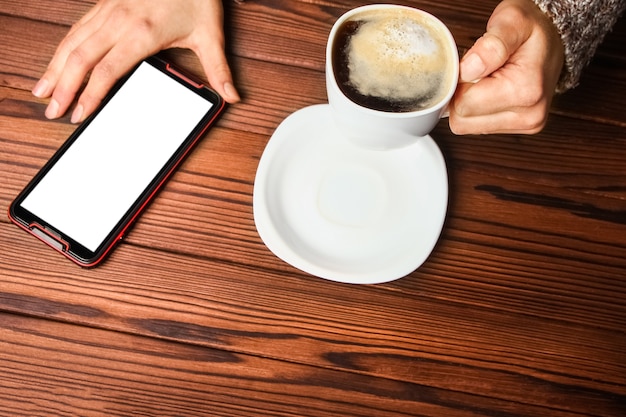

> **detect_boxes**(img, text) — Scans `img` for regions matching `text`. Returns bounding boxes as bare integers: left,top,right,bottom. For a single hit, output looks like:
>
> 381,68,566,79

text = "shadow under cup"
326,4,459,149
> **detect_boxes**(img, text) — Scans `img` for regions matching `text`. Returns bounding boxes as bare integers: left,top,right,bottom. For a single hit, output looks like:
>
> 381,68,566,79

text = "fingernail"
71,104,83,124
460,53,486,83
45,99,59,119
32,78,49,98
224,82,240,102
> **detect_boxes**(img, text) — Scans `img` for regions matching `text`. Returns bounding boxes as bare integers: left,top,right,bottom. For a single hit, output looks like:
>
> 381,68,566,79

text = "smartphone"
9,55,225,267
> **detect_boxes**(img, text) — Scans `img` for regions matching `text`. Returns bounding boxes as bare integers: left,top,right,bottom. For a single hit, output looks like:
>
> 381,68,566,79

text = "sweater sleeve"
532,0,626,92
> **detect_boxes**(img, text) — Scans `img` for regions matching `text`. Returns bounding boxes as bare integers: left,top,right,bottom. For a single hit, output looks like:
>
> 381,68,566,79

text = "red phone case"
8,55,225,267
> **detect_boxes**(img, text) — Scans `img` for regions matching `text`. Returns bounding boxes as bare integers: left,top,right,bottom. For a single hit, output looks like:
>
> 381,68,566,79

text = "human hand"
32,0,240,124
449,0,564,134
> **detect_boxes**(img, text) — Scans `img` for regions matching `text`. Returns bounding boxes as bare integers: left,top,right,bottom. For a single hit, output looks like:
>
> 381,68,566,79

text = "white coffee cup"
326,4,459,149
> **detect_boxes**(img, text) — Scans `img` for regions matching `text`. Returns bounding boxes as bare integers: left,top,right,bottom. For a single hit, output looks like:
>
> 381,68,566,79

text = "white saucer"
253,104,447,284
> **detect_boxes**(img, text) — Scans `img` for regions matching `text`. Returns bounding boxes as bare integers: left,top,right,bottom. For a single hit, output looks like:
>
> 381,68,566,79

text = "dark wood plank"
1,0,94,25
3,311,539,417
1,221,625,416
1,1,625,416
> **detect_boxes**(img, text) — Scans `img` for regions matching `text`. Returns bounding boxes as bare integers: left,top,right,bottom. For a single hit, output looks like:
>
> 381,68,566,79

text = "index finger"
33,3,105,98
71,31,162,123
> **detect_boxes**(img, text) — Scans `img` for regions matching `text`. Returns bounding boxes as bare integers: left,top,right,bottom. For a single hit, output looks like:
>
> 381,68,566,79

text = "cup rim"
326,4,459,119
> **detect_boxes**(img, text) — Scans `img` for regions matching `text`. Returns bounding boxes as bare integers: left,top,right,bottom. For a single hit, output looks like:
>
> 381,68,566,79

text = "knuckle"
109,6,158,37
133,17,158,37
452,102,468,118
63,22,85,48
481,33,509,63
91,59,117,80
528,115,548,133
484,3,530,58
66,47,90,69
517,108,548,133
211,60,232,79
517,83,544,108
493,3,528,27
449,87,471,117
69,21,83,34
108,5,132,23
448,114,470,135
489,3,530,38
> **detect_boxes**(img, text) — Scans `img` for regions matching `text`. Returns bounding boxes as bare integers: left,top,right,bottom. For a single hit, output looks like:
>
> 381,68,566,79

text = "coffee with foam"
332,9,455,112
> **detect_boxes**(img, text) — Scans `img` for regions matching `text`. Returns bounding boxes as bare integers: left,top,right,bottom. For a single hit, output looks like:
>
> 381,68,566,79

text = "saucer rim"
253,104,448,284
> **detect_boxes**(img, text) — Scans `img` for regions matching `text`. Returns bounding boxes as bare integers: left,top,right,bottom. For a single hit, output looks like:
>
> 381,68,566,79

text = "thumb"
459,1,531,83
197,44,240,103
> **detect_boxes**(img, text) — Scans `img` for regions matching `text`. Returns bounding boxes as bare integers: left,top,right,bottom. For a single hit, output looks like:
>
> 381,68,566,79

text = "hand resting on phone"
32,0,240,124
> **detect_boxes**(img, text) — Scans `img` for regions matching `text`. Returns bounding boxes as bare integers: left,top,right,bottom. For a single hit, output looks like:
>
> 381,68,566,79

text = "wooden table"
1,1,625,415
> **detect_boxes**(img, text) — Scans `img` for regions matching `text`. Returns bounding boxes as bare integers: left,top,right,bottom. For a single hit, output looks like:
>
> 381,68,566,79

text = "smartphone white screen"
22,62,214,251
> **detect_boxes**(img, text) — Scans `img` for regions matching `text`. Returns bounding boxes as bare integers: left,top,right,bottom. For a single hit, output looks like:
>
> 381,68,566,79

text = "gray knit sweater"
533,0,626,92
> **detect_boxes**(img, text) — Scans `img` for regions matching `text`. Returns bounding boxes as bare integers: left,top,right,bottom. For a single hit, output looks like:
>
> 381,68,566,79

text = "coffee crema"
332,9,454,112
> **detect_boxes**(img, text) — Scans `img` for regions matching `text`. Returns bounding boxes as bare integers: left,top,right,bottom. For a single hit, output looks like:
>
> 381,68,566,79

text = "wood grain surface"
1,0,625,416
